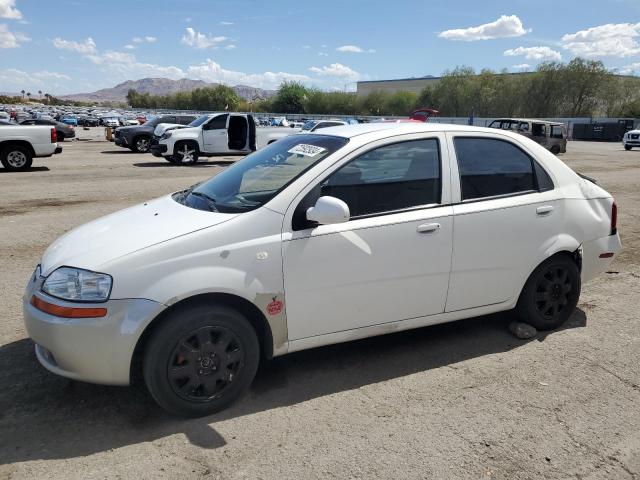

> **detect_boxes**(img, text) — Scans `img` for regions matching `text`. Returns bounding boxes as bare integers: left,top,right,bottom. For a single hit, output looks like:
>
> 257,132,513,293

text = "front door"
202,114,229,153
282,136,453,341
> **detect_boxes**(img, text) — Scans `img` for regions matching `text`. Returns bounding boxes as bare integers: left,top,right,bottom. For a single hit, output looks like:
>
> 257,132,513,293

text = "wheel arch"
0,140,35,157
130,292,275,383
173,138,200,155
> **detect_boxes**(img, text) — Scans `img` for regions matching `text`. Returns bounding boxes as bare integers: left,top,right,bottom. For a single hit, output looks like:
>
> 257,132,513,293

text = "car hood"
40,194,236,275
154,123,190,136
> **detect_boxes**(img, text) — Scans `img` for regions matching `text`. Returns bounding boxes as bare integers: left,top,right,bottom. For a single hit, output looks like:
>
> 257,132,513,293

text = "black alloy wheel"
143,303,260,417
168,325,245,402
516,255,581,330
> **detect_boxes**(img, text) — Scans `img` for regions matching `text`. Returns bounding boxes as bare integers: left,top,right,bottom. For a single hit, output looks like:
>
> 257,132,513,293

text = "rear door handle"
536,206,554,215
417,223,441,234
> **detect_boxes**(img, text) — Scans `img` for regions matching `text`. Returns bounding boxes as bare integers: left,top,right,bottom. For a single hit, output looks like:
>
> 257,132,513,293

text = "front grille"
631,134,639,140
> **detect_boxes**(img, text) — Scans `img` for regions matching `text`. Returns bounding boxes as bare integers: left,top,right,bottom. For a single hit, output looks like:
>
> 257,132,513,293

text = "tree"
38,90,42,99
20,89,25,99
271,81,309,114
385,91,418,116
26,92,31,101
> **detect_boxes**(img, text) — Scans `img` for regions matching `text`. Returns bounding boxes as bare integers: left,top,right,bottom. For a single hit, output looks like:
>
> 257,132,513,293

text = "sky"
1,0,640,95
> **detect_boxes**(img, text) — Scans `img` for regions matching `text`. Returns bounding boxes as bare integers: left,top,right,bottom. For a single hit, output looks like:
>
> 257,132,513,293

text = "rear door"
444,133,561,312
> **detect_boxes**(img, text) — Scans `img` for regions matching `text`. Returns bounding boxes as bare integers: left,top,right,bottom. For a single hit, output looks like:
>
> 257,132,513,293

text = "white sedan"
24,122,621,416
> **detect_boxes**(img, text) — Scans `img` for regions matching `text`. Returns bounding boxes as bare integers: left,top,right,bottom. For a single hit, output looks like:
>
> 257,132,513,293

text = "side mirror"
306,196,350,225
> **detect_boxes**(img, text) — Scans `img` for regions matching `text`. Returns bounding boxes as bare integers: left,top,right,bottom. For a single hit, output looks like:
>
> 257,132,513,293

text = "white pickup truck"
0,125,62,171
150,113,300,164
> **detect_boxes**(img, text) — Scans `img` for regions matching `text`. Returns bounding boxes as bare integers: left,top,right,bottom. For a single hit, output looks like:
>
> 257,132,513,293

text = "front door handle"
417,223,440,234
536,206,554,216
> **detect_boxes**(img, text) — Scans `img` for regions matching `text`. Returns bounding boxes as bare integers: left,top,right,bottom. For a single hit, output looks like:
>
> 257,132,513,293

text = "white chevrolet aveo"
24,123,621,417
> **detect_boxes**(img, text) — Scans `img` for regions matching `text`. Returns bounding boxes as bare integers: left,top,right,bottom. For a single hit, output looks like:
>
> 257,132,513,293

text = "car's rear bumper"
581,232,622,283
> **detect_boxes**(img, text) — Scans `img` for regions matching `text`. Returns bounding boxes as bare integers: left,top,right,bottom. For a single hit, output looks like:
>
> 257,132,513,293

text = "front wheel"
516,255,581,330
143,303,260,417
624,145,632,151
1,145,33,171
550,144,560,155
173,142,199,165
133,136,151,153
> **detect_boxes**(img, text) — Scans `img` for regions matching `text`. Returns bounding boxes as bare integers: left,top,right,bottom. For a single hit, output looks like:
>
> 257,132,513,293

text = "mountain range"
60,78,276,103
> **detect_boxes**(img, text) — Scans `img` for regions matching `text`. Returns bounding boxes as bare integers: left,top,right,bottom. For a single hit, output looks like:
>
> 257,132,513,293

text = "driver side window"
320,138,442,218
206,114,228,130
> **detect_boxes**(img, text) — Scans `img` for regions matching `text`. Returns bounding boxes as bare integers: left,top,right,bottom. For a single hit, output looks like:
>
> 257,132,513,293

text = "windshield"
176,134,349,213
301,121,318,131
188,115,212,128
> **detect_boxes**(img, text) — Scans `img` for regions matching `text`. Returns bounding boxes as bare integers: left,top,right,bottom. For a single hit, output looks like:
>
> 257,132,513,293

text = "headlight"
161,132,172,140
42,267,112,302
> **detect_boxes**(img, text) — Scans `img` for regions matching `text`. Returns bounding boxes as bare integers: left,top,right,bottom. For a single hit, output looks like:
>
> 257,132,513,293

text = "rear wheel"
1,145,33,171
624,145,632,151
143,303,260,417
133,136,151,153
516,255,581,330
550,144,560,155
173,142,199,165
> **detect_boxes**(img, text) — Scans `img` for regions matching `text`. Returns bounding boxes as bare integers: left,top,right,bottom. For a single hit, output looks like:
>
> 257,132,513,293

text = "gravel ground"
0,134,638,480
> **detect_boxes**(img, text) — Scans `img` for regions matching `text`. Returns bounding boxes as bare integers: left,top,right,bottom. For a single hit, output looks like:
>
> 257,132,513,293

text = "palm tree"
38,90,42,99
26,92,31,102
20,89,25,99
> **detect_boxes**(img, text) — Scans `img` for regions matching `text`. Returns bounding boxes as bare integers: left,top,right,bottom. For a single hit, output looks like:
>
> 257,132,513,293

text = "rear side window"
454,137,537,201
161,116,176,124
320,138,441,217
551,125,564,139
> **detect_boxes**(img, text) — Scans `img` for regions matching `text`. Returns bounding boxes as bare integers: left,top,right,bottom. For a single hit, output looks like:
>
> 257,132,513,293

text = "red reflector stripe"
599,253,614,258
30,296,107,318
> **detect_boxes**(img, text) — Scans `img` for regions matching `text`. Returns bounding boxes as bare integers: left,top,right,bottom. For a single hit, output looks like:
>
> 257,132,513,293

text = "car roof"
310,121,508,139
492,118,564,125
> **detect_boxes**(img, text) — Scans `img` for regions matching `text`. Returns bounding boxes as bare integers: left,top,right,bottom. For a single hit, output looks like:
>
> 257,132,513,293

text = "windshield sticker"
288,144,327,157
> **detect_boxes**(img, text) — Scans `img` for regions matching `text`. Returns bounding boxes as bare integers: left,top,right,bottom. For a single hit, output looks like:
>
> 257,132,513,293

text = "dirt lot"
0,133,639,480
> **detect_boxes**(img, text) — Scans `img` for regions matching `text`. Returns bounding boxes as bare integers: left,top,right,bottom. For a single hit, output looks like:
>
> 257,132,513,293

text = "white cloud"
52,36,96,54
224,44,236,50
124,44,135,50
132,36,156,44
318,52,329,57
219,21,234,26
309,63,359,80
187,58,309,89
0,0,21,19
512,63,531,70
0,68,71,91
439,14,531,41
561,23,640,58
504,46,562,61
336,44,375,53
0,23,28,48
619,62,640,75
181,27,227,49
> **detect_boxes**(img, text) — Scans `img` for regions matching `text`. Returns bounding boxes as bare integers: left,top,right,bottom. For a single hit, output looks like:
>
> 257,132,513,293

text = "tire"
164,156,178,164
1,144,33,171
57,131,65,142
550,145,560,155
624,145,632,151
516,254,581,330
132,135,151,153
173,142,199,165
143,303,260,417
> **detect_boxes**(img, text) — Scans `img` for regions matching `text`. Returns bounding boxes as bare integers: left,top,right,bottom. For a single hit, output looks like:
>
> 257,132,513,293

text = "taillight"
50,127,57,143
611,201,617,235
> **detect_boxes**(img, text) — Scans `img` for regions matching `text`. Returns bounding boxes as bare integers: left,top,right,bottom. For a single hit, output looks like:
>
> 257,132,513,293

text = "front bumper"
623,140,640,147
114,135,128,147
150,142,168,157
581,232,622,283
23,271,165,385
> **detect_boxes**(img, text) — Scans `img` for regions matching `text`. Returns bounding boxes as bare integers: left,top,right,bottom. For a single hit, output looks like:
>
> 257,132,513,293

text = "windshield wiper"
189,191,218,212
